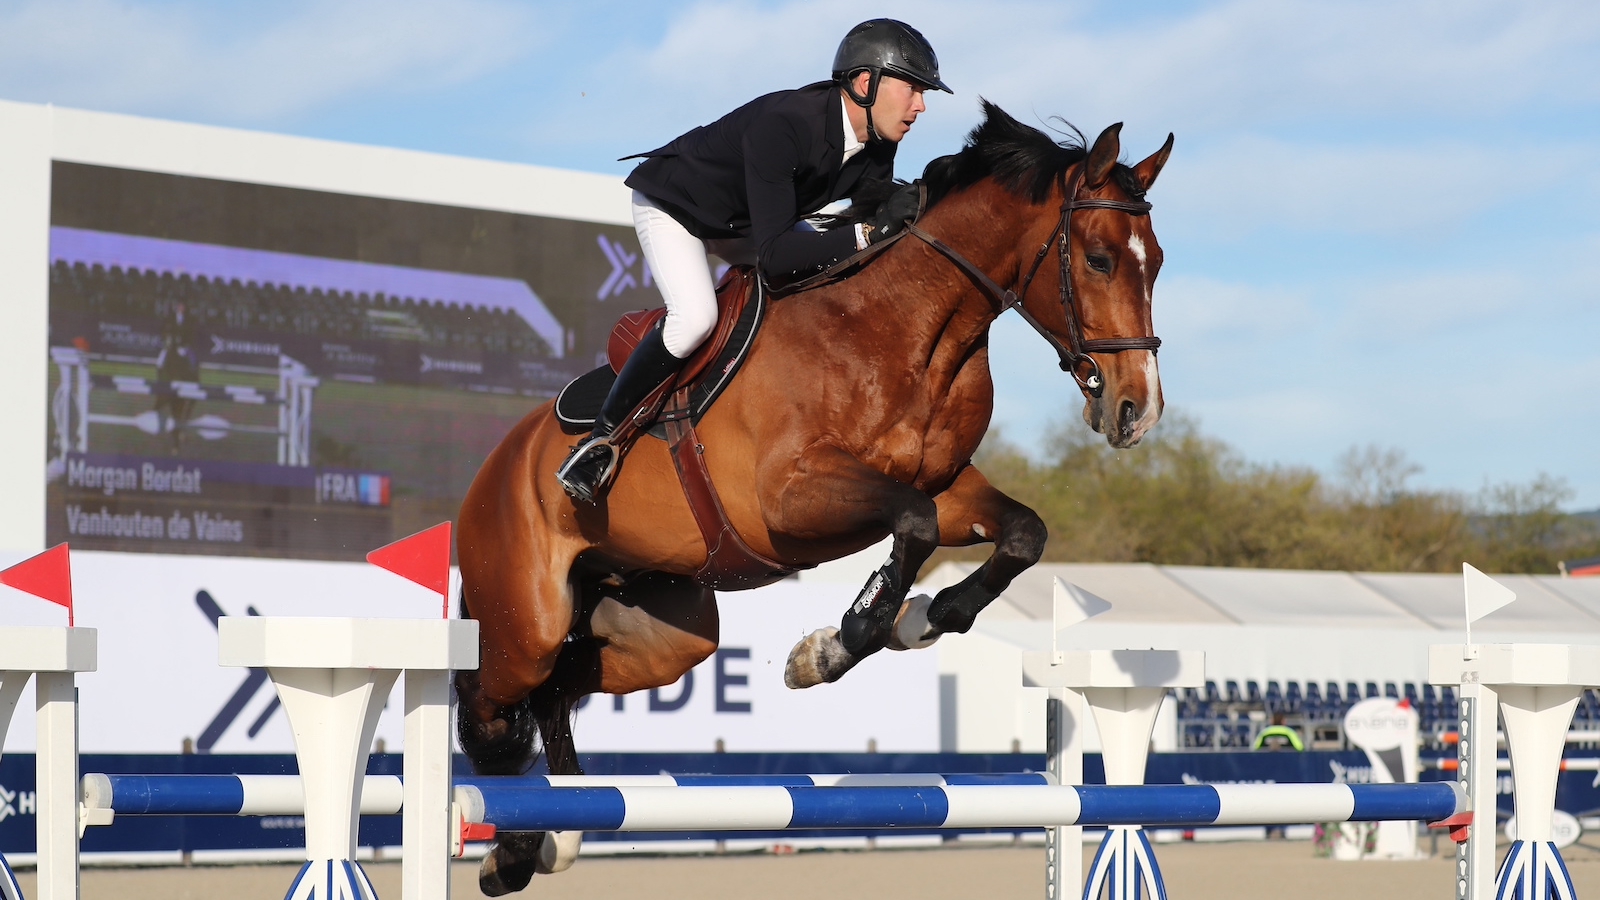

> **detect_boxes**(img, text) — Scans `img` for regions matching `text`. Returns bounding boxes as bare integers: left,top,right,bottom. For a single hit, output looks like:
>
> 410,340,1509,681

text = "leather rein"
902,169,1160,397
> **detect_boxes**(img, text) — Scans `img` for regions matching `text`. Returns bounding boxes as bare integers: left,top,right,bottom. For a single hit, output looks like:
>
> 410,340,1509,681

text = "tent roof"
916,561,1600,634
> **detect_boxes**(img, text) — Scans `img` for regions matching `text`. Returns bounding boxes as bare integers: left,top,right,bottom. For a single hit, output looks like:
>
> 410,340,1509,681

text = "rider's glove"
863,183,921,245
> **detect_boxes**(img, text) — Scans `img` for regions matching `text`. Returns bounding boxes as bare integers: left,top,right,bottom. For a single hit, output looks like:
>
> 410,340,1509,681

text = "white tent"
801,547,1600,752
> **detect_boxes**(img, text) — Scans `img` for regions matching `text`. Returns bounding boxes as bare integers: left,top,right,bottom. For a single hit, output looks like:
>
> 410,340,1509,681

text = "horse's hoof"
887,594,939,651
535,830,582,874
784,627,855,688
478,832,543,896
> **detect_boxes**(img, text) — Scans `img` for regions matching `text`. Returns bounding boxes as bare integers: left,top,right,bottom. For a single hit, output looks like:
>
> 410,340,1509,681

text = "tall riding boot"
555,322,686,503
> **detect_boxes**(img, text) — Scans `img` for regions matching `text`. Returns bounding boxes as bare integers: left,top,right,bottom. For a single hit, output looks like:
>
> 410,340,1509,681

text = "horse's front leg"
776,444,942,688
916,463,1048,639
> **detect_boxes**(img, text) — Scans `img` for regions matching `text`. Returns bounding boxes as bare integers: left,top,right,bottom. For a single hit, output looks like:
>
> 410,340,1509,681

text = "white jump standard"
217,616,476,900
0,628,95,900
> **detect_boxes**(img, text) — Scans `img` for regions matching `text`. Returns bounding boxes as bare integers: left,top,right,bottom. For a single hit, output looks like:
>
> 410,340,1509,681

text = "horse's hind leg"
775,445,942,688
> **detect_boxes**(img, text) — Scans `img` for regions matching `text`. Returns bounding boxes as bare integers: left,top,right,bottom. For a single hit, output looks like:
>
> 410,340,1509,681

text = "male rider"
556,18,951,503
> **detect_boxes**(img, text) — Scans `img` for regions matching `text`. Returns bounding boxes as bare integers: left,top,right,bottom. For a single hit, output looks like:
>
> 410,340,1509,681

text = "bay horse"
455,101,1172,894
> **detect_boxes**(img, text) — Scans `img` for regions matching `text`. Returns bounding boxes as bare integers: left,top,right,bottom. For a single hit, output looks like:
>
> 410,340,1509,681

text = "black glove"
866,183,920,244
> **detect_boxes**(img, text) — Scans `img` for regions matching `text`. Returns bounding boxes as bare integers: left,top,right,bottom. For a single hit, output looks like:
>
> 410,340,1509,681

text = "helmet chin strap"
863,106,881,143
844,70,885,143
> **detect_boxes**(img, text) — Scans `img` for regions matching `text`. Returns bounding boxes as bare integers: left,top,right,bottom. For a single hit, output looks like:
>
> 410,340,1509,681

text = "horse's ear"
1084,123,1122,188
1131,133,1175,193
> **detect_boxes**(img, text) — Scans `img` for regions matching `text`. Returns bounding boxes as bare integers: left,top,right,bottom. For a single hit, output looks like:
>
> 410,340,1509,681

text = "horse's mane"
843,100,1145,221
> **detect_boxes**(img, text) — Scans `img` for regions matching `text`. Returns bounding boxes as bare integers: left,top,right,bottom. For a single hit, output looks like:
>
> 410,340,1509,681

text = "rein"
903,168,1160,397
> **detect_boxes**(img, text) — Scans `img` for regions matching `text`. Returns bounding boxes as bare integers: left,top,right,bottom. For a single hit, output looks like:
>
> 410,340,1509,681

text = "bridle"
903,168,1161,398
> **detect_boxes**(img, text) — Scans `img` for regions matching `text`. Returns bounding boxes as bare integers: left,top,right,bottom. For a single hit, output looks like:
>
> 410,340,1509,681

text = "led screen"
44,162,655,559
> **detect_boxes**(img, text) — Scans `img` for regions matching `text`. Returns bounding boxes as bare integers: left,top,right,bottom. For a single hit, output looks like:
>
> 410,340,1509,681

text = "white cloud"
0,0,539,121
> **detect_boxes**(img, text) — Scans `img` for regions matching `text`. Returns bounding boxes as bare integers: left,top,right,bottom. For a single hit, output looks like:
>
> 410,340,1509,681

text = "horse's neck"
864,183,1024,386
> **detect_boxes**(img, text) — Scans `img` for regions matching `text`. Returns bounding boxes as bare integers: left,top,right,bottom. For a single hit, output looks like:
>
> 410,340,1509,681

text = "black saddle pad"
554,273,766,439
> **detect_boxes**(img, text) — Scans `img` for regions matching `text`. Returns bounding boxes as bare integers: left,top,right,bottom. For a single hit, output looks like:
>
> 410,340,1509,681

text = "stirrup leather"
555,436,621,502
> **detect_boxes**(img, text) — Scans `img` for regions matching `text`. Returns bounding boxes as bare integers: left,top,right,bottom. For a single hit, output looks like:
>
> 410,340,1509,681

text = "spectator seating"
49,261,554,360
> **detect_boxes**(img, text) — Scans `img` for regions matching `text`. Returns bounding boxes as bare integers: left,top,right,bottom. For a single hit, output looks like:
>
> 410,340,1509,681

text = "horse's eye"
1086,253,1112,274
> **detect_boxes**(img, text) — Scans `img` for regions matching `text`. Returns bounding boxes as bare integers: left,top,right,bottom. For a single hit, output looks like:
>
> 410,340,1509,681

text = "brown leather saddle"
554,266,801,590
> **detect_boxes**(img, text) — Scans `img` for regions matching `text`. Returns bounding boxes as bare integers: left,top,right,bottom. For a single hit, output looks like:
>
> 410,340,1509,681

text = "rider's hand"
865,183,921,245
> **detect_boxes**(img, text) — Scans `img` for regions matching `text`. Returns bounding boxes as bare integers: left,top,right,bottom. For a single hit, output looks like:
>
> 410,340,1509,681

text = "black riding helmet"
832,19,952,141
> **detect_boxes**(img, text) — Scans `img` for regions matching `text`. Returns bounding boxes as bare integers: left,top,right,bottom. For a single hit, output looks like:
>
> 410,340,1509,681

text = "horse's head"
922,104,1173,449
1052,122,1173,448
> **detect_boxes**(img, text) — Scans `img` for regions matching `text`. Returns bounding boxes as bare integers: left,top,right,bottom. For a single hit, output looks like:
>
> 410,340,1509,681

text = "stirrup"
555,436,621,503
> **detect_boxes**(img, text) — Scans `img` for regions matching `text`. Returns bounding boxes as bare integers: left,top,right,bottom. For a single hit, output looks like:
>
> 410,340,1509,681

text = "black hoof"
479,833,545,896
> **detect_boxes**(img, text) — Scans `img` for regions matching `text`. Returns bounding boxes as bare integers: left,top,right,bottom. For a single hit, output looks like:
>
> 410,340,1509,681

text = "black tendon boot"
556,322,686,503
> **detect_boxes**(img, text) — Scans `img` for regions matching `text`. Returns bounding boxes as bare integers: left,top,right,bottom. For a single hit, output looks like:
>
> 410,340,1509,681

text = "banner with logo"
0,550,939,756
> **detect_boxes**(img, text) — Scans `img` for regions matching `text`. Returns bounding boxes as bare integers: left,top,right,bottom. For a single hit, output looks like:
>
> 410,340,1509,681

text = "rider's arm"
743,117,858,287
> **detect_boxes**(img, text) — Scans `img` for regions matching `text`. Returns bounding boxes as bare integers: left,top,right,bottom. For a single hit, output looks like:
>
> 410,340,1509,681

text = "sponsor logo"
851,572,886,614
0,784,37,820
419,354,482,375
1328,760,1375,784
320,343,379,368
210,335,281,357
597,234,652,300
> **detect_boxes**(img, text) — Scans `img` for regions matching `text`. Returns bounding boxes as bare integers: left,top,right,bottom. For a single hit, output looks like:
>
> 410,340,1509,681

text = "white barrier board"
0,550,937,754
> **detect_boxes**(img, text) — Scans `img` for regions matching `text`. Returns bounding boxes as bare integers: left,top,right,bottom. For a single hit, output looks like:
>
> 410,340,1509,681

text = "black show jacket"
624,82,895,286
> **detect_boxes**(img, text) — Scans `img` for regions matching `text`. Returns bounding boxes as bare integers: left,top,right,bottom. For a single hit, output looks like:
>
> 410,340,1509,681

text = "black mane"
922,100,1145,206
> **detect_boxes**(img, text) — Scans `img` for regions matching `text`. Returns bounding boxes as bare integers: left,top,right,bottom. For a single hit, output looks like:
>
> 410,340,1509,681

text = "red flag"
0,544,74,625
367,523,452,617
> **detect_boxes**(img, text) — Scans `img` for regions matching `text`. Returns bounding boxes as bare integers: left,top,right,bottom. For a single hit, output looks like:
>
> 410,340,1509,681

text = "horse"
454,101,1172,894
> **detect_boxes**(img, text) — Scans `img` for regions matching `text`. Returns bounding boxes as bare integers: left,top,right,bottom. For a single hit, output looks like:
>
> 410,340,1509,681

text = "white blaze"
1127,233,1147,271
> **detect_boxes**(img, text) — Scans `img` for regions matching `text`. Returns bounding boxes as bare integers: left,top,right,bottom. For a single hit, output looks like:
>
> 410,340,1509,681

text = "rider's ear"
1131,133,1175,194
1085,123,1122,189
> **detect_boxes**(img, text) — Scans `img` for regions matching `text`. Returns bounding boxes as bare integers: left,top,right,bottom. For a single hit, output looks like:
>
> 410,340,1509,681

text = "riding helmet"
832,19,953,99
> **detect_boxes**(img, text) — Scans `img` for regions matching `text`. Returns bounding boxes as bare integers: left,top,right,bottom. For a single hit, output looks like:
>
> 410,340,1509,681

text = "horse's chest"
872,383,986,488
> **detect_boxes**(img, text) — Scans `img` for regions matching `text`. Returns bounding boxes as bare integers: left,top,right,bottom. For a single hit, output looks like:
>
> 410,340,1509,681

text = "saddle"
554,266,800,590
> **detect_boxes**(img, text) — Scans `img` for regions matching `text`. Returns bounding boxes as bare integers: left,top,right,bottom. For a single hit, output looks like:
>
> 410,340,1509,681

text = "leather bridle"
903,168,1161,398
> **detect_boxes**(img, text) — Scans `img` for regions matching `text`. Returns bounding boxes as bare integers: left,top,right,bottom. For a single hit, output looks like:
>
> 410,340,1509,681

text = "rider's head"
833,19,951,144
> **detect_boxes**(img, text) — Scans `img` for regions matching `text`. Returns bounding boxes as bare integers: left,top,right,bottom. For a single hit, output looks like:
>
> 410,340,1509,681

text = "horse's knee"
997,508,1047,568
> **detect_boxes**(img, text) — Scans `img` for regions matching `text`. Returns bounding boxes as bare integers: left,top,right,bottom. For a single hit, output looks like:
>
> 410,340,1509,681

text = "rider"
556,18,952,503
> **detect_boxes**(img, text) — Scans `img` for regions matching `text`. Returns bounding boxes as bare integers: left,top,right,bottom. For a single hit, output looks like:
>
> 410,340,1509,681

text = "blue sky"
3,0,1597,507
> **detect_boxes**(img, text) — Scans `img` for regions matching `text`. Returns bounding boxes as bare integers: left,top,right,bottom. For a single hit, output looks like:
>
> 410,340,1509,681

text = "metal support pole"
1456,681,1497,900
1045,687,1083,900
34,675,79,900
402,670,454,900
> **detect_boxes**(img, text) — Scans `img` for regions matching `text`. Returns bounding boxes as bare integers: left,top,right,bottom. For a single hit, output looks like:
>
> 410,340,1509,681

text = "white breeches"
633,191,727,359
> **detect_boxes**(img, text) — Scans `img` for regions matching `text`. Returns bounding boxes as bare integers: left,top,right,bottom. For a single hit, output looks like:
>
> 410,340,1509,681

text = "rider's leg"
555,191,718,502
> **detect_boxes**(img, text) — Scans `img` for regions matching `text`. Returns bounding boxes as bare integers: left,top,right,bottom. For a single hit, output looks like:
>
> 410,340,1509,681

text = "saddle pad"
554,269,766,438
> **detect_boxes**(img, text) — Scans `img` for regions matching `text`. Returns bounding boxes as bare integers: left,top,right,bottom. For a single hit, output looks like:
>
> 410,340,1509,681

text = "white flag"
1053,578,1113,631
1463,563,1516,624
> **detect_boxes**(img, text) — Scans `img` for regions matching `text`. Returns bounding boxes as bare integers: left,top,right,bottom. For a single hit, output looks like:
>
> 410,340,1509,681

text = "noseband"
903,169,1161,398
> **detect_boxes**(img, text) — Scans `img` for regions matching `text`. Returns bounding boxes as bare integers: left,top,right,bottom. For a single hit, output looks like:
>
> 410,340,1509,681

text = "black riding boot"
555,322,686,503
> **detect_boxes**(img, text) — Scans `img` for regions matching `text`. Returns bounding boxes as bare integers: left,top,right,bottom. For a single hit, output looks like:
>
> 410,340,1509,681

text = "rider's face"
870,75,927,143
847,72,927,144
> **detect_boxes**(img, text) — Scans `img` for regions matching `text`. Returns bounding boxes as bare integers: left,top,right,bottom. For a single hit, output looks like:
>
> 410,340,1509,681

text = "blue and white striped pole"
454,781,1466,834
81,774,404,817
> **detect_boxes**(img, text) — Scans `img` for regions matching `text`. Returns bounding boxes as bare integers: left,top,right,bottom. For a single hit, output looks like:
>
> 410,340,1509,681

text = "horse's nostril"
1118,400,1137,439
